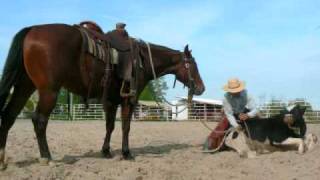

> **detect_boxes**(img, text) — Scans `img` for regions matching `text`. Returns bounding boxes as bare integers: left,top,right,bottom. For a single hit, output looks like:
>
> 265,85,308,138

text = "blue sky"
1,0,320,108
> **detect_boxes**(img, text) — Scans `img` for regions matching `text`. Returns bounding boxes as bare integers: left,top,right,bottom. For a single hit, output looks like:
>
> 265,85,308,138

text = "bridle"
179,53,196,104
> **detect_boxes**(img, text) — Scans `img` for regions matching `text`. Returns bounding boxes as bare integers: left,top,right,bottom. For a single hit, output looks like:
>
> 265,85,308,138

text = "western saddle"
76,21,140,101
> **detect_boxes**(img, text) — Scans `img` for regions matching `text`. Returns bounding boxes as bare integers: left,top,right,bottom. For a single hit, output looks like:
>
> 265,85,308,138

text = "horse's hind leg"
31,89,58,164
0,75,35,170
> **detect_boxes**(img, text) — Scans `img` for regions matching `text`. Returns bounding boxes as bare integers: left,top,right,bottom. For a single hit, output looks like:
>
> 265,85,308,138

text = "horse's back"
25,24,81,53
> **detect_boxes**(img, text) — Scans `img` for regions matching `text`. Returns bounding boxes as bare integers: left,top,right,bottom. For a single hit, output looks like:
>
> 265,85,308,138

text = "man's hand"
239,113,249,121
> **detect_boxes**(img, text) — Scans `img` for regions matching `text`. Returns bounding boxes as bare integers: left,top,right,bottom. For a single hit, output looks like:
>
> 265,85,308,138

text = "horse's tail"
0,27,32,112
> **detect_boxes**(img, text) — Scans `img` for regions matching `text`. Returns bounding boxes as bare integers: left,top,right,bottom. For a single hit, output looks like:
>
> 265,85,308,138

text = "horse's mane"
135,39,181,55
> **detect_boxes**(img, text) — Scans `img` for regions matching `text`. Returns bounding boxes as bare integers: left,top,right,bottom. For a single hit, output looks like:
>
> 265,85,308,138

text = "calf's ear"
300,106,307,115
280,108,288,115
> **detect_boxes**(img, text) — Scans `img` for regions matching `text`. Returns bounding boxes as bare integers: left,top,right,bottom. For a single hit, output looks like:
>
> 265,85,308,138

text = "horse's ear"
184,44,192,57
184,44,189,53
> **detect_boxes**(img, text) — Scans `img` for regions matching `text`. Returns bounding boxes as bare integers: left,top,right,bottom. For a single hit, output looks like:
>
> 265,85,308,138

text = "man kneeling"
203,78,259,151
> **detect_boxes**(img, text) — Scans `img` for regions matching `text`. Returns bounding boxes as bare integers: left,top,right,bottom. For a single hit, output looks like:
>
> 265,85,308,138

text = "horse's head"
175,45,205,96
281,104,307,137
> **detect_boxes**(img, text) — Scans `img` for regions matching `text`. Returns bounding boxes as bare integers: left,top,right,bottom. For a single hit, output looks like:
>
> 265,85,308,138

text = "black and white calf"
225,105,318,157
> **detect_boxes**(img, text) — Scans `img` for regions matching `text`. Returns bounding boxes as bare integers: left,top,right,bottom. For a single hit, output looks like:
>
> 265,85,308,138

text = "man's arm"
223,98,239,127
246,95,258,118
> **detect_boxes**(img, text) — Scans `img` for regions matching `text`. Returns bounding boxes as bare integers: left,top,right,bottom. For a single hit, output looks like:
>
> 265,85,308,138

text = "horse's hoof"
101,149,113,159
39,158,50,165
122,151,135,160
0,162,7,171
48,161,57,167
103,152,113,159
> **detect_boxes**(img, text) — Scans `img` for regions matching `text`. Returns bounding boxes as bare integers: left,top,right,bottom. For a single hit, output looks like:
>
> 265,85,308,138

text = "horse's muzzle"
194,85,205,95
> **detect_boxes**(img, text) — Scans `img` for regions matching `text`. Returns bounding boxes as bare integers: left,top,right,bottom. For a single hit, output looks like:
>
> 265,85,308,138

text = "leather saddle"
79,26,131,52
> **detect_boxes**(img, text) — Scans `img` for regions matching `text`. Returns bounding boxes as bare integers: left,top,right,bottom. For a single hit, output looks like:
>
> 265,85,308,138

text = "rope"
243,121,254,148
146,42,188,106
145,42,190,114
198,119,214,131
198,119,236,133
152,96,188,114
146,42,157,80
200,128,235,153
201,123,256,154
199,119,255,153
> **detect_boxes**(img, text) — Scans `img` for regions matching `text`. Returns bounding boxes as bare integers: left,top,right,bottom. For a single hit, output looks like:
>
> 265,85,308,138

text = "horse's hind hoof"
122,152,135,160
0,149,6,170
0,162,7,171
39,158,50,165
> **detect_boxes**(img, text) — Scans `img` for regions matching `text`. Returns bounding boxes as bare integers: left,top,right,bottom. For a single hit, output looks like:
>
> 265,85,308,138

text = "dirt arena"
0,120,319,180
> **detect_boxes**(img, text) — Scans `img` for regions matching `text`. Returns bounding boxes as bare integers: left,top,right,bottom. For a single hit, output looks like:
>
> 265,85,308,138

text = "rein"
144,41,216,132
145,42,194,113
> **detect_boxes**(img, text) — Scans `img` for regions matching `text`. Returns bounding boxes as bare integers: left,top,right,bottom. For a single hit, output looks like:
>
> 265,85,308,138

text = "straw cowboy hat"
223,78,245,93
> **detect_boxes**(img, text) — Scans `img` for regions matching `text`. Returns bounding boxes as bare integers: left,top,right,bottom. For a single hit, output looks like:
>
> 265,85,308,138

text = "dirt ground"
0,120,319,180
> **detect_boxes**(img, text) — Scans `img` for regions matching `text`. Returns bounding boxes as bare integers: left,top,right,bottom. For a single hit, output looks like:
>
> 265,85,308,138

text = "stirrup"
120,81,136,97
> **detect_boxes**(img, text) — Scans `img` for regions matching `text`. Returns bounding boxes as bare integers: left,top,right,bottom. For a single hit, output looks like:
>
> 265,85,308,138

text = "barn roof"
138,100,170,108
178,97,223,106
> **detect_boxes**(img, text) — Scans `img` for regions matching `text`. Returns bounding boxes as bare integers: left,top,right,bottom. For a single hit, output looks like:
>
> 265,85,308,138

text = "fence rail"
18,103,320,123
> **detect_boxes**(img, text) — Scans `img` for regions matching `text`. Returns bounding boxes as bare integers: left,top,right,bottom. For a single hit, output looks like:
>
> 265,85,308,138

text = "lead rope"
201,119,255,153
145,42,215,131
200,127,235,153
146,42,157,80
145,42,215,132
201,121,254,154
244,120,257,150
145,42,189,114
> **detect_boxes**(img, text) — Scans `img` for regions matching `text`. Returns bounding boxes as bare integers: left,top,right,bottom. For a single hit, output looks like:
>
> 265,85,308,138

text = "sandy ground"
0,120,319,180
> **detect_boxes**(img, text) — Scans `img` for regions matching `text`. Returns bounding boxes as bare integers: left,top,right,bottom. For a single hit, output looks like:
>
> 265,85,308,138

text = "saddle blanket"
77,26,118,64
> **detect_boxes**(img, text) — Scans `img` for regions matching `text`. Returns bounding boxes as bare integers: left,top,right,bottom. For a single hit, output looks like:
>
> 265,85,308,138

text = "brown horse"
0,23,205,167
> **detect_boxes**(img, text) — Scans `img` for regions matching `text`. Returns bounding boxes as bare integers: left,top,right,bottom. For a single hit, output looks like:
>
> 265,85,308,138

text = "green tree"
57,88,81,104
139,77,168,102
139,83,154,101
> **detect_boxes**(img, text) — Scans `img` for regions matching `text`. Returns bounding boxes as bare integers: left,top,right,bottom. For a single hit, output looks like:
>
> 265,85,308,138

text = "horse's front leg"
101,101,118,158
121,99,135,160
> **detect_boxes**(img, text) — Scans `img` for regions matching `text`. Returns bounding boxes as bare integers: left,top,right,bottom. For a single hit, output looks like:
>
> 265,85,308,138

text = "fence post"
68,93,73,121
204,104,207,121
